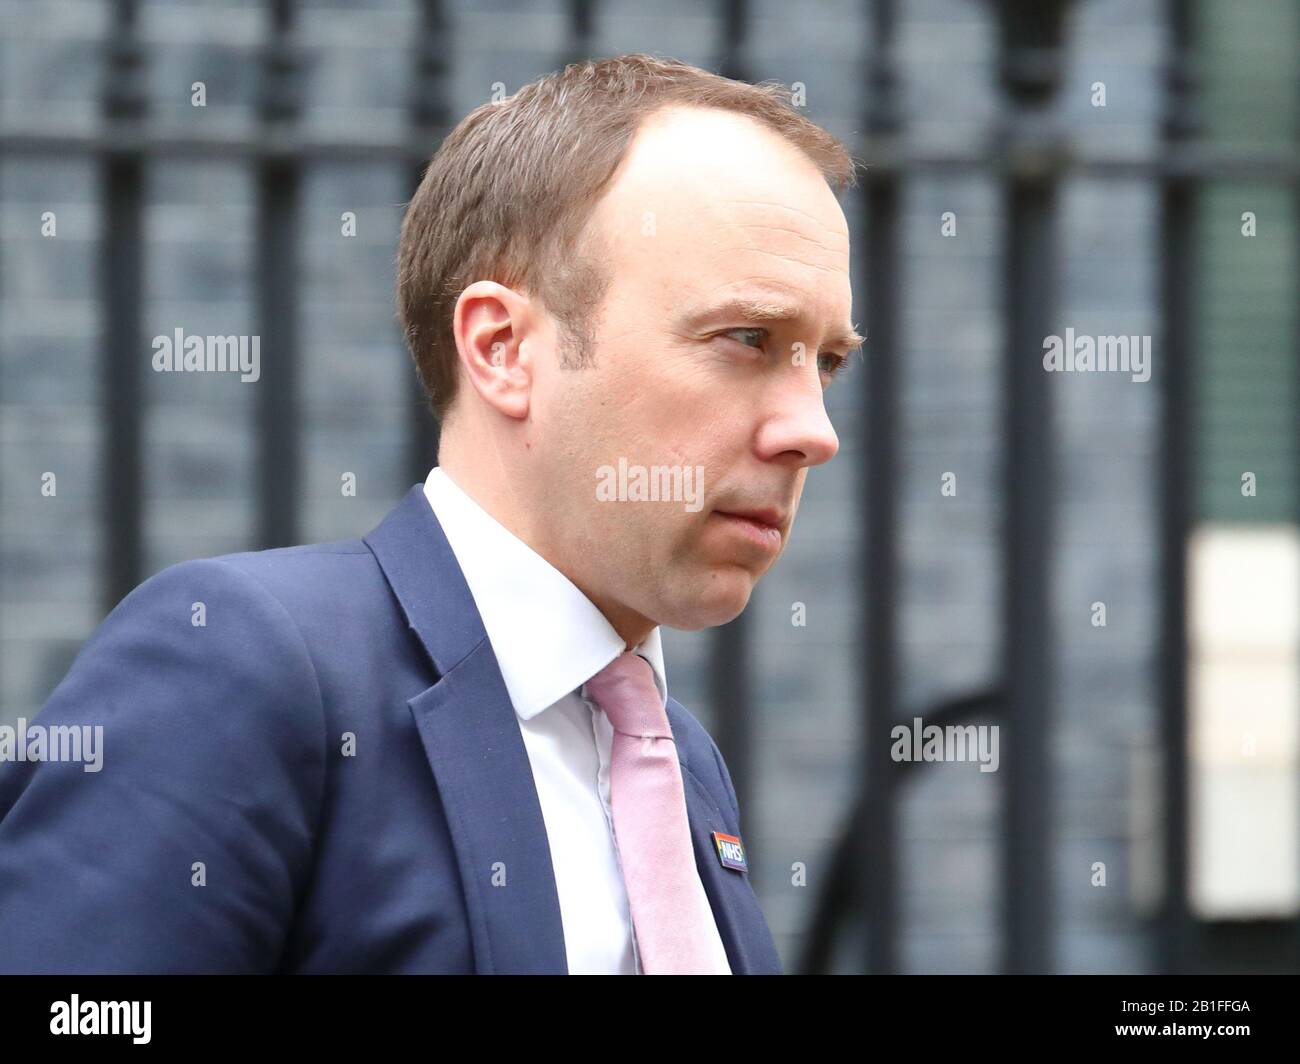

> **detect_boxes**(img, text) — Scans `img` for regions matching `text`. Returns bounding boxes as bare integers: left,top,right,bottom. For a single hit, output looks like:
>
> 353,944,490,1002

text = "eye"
720,326,767,350
717,329,850,384
818,351,850,380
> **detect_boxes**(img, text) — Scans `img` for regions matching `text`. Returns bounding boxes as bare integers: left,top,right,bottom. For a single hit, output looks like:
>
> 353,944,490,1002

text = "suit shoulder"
191,535,374,588
1,555,331,973
155,535,391,626
58,552,329,720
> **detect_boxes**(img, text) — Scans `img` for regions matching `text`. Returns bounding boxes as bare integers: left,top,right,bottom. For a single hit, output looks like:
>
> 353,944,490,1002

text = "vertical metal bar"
1157,0,1197,974
1000,173,1055,973
101,0,146,612
256,0,301,549
0,66,4,709
993,0,1070,974
709,0,753,834
1295,0,1300,979
406,0,450,485
862,0,902,975
562,0,595,67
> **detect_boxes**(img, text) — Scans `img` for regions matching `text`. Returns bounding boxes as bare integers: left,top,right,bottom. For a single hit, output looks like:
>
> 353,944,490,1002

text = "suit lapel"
365,483,568,974
407,642,568,973
670,700,783,976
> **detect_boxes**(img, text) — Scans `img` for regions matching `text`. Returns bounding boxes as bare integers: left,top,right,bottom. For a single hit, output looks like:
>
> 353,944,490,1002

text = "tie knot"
583,651,670,739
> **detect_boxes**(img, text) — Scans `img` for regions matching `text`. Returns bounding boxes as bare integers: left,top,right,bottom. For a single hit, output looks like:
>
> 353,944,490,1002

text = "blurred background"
0,0,1296,973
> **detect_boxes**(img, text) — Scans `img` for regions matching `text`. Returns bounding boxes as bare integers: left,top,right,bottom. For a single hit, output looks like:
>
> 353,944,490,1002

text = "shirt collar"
422,465,668,720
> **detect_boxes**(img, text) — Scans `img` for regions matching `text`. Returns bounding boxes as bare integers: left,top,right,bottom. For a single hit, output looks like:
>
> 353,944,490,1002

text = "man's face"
524,105,854,637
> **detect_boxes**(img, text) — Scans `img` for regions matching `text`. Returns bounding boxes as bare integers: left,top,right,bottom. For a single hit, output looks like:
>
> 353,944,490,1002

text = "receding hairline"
569,102,856,312
396,53,860,424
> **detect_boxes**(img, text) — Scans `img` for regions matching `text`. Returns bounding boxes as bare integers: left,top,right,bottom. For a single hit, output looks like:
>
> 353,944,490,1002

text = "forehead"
590,106,852,308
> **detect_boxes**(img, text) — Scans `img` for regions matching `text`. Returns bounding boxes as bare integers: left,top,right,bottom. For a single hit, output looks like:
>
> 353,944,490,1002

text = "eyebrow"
680,293,865,354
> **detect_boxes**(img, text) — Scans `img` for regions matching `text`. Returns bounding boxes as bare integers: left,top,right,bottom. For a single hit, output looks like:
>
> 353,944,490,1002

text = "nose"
754,379,840,468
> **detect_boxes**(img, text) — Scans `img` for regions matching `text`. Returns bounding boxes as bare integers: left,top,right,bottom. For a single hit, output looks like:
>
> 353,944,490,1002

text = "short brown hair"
396,52,858,425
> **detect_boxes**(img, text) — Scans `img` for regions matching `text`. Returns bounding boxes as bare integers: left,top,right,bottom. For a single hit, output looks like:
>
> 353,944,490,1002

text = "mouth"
711,507,785,553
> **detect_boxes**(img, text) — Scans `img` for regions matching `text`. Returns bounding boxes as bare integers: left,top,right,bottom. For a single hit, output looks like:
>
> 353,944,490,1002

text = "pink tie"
583,651,729,974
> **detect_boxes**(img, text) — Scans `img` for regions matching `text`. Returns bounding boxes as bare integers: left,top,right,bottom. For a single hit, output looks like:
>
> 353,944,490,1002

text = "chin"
662,571,754,630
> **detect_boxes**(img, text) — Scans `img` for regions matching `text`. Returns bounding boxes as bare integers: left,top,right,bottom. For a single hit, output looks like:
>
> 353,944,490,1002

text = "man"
0,53,858,974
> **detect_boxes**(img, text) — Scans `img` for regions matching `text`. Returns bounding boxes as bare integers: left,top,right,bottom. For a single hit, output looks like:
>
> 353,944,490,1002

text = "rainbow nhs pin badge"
712,831,748,873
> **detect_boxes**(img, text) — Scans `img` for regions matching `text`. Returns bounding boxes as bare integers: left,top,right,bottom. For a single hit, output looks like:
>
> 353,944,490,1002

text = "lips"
715,507,785,532
712,508,785,554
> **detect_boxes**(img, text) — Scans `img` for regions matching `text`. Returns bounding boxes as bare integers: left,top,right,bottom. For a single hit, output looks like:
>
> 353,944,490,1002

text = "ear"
451,280,535,419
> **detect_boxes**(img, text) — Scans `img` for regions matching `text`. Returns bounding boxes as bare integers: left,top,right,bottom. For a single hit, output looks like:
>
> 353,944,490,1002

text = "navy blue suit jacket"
0,484,783,974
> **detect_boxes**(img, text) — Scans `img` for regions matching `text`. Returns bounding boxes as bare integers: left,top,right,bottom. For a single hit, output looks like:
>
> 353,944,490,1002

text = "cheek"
617,367,722,449
566,343,741,479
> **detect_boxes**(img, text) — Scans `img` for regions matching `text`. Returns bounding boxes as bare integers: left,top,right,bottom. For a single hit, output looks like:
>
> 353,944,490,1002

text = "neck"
587,594,655,651
437,437,655,652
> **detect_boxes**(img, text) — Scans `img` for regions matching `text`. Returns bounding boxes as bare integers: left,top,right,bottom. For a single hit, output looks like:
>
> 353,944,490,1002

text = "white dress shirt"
423,465,731,975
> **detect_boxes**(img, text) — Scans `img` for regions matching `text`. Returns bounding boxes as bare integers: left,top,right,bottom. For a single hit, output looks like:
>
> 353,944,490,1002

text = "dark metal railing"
1156,0,1198,975
861,0,903,976
818,0,1297,974
1,0,1296,974
994,0,1064,975
101,0,147,613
